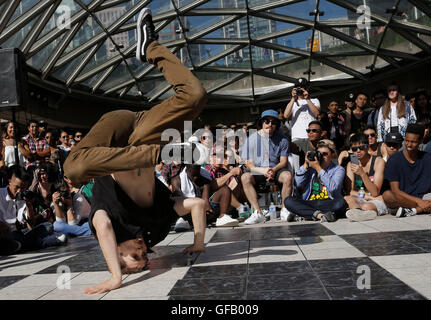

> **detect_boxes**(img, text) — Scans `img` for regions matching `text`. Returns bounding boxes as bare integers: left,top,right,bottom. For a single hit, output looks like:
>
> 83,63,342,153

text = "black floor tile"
184,264,247,279
248,261,312,276
0,276,28,290
247,273,322,292
147,245,201,269
326,285,426,300
247,288,329,300
209,229,251,243
354,244,428,256
308,257,382,273
317,269,406,288
168,277,246,296
169,293,246,300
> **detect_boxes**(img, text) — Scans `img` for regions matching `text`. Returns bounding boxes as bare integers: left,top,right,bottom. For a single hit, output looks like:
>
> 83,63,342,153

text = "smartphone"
350,153,358,165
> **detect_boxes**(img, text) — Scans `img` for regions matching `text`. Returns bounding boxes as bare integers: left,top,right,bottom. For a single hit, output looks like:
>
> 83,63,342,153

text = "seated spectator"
382,124,431,217
172,164,240,227
338,133,356,168
51,179,91,237
283,141,346,222
1,121,28,168
344,134,387,221
321,99,349,151
364,126,388,159
22,119,51,176
241,110,292,224
382,132,403,161
291,121,325,165
0,165,66,254
414,91,431,122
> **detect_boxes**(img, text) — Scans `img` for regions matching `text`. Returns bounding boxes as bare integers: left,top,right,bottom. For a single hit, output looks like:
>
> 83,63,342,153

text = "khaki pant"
64,41,207,185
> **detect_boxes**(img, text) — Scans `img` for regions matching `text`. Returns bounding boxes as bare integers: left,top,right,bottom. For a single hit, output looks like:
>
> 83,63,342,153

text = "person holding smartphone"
344,134,387,222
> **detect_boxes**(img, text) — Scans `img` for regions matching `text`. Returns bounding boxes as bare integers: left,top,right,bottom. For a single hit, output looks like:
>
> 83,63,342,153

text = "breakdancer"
63,8,208,294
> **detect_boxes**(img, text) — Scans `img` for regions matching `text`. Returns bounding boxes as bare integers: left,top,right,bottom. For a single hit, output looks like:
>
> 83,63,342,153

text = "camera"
59,190,71,199
307,150,322,162
296,87,304,96
16,190,36,202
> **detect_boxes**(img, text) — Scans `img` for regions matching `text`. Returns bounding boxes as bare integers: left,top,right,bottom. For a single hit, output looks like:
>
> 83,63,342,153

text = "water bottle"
358,187,365,199
269,202,276,221
243,203,249,218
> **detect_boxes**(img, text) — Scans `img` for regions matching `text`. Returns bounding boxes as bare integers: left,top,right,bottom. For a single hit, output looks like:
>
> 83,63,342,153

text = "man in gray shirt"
241,110,292,224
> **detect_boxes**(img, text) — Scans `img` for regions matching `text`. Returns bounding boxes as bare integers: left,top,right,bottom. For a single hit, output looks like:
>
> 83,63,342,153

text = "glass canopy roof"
1,0,430,107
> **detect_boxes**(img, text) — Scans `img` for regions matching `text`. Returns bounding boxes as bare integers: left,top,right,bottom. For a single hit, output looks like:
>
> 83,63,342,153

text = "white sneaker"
244,211,265,225
346,209,377,222
56,233,67,243
174,217,191,232
280,208,291,222
216,214,239,227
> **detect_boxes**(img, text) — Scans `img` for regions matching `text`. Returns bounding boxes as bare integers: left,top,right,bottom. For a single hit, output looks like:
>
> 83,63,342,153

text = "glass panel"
94,2,128,29
271,0,317,21
249,16,281,39
252,74,288,93
212,49,251,68
27,33,66,70
38,0,84,39
51,51,88,80
2,15,38,49
381,28,421,54
128,85,140,96
309,59,354,81
317,30,365,53
211,75,253,96
63,16,103,54
126,56,149,77
100,61,132,91
275,58,311,80
193,44,232,65
318,0,352,21
193,71,242,92
281,30,313,52
139,78,172,99
6,0,40,27
80,38,115,74
185,15,225,38
80,70,106,88
199,0,247,9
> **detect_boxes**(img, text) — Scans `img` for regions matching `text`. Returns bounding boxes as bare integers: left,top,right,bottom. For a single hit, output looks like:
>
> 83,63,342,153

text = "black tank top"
353,156,377,191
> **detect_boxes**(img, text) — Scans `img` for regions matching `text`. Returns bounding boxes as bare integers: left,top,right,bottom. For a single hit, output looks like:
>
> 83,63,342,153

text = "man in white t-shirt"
284,78,320,142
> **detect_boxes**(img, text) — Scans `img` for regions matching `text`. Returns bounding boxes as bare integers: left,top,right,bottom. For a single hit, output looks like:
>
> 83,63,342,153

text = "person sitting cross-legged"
283,140,347,222
382,124,431,217
344,134,388,222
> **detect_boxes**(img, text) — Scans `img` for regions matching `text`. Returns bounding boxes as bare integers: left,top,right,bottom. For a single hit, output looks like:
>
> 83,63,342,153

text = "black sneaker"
136,8,158,62
320,211,336,223
396,207,417,218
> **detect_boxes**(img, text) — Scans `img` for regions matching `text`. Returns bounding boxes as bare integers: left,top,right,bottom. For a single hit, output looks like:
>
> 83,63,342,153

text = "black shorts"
88,175,177,248
252,168,290,188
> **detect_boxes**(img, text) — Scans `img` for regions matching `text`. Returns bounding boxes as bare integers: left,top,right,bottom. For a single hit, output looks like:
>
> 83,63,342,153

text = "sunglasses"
306,128,321,133
201,136,210,140
75,135,82,138
386,142,400,148
320,152,330,157
263,119,280,125
365,133,376,138
351,145,368,152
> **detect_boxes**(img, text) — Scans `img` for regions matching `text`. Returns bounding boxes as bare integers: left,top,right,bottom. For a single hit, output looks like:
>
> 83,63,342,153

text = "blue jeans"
53,221,91,236
284,197,347,220
11,222,63,251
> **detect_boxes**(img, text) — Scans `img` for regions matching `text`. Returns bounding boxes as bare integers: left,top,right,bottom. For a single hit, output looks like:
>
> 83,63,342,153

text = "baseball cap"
260,109,279,120
345,93,355,102
38,120,47,127
294,77,309,88
385,132,403,144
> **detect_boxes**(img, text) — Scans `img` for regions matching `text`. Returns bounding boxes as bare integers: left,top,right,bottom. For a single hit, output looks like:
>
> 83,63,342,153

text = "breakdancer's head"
116,238,149,274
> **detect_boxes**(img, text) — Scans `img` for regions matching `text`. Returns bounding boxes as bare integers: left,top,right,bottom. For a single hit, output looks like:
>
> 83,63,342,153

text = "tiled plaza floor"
1,214,431,300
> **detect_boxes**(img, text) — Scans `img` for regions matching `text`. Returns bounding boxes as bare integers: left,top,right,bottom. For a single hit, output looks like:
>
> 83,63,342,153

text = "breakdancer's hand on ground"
83,276,122,295
182,243,205,255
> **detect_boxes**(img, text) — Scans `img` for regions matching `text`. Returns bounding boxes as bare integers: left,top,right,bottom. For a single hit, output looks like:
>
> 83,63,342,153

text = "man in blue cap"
240,109,292,224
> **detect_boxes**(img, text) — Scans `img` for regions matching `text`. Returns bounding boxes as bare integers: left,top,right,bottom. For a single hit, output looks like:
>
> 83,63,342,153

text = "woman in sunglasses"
376,84,416,142
363,126,388,160
344,134,387,221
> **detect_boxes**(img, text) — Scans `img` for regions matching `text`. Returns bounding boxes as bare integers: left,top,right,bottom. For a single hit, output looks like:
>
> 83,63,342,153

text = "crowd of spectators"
1,79,430,255
0,120,90,256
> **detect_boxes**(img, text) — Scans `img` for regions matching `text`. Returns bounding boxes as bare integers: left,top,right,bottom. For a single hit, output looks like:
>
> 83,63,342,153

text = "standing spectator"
291,121,325,166
57,129,72,161
321,100,349,150
377,84,416,142
414,91,431,122
367,89,387,128
44,129,64,170
347,92,371,134
1,121,29,168
382,124,431,217
241,110,292,224
22,120,50,175
344,134,387,221
284,78,320,142
283,141,346,222
37,120,48,139
72,130,84,148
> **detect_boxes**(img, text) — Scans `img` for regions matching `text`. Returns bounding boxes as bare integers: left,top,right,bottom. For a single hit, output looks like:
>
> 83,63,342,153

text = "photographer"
0,165,66,254
284,78,320,142
52,179,91,237
283,140,346,222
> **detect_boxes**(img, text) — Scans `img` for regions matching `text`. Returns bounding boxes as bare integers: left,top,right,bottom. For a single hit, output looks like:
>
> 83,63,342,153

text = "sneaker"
161,142,208,165
244,211,265,225
320,211,336,223
136,8,158,62
174,217,191,232
346,208,377,222
396,207,417,218
55,233,68,244
216,215,239,227
280,208,296,222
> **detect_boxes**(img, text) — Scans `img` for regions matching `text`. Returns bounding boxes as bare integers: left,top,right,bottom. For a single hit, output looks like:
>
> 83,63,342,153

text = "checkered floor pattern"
1,214,431,300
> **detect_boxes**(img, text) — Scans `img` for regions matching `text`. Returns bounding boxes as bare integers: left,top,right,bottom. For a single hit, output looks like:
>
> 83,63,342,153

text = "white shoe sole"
396,207,404,218
347,209,377,222
136,8,152,62
216,221,239,227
